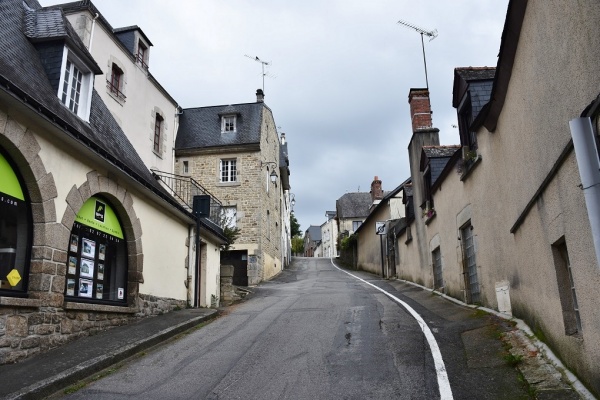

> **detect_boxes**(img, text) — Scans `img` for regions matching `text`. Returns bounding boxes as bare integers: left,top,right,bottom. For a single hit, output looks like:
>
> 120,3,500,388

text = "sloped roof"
455,67,496,82
336,192,372,219
0,0,221,234
176,103,265,150
306,225,322,241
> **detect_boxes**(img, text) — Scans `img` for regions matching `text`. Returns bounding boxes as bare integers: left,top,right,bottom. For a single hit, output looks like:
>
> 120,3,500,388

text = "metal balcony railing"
152,170,222,225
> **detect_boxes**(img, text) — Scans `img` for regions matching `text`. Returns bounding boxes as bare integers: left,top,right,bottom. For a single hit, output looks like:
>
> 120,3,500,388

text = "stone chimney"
280,132,286,144
256,89,264,103
370,176,383,202
408,88,433,132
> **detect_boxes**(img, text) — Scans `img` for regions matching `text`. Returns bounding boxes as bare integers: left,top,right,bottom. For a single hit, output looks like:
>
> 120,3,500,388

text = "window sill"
460,155,482,181
424,210,436,225
64,301,136,314
218,182,241,187
152,149,163,159
107,89,126,106
0,296,41,308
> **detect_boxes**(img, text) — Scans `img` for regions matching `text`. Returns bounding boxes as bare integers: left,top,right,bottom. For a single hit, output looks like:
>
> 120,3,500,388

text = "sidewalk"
0,308,218,400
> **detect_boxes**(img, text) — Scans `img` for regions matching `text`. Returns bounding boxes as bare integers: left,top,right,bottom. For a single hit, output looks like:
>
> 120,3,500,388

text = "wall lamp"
261,161,278,184
290,193,296,210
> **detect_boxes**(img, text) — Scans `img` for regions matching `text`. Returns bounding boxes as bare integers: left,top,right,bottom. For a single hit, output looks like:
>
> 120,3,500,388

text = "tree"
292,236,304,255
290,212,302,238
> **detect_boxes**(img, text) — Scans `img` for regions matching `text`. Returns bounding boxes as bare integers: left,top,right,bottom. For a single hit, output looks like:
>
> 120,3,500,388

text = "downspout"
88,13,99,52
194,218,201,307
569,117,600,269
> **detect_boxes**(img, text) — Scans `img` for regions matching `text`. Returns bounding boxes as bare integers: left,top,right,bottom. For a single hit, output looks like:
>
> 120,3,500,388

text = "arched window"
0,150,32,295
65,196,127,304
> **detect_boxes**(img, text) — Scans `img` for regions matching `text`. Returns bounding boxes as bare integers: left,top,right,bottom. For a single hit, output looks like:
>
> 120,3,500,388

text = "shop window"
65,196,127,304
0,151,32,295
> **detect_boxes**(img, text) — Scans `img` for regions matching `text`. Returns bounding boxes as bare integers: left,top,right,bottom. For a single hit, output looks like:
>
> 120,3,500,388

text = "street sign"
376,222,387,235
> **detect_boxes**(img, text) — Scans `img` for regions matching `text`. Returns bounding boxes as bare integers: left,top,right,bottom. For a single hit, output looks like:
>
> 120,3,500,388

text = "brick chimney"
370,176,383,202
256,89,264,103
408,88,433,132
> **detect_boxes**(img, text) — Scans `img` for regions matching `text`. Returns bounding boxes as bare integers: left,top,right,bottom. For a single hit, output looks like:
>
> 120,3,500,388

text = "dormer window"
58,47,93,121
221,115,236,133
136,41,148,69
458,93,477,151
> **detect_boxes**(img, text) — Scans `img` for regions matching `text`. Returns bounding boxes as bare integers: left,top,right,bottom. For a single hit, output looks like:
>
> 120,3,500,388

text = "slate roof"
176,103,265,150
453,67,496,119
422,145,461,159
0,0,225,238
336,192,372,219
306,225,322,241
421,146,461,186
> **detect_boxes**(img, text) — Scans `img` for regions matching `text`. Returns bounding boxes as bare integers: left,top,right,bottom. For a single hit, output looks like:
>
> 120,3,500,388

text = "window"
220,206,237,228
267,210,271,240
432,247,443,290
352,221,362,232
107,63,125,100
153,114,163,153
136,41,148,69
0,151,32,295
220,159,237,183
182,160,189,174
65,196,127,304
461,223,480,304
221,115,236,133
458,93,476,151
552,239,582,335
58,48,92,120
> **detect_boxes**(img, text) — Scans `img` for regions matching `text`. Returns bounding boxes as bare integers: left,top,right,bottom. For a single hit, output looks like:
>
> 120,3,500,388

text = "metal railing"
152,170,222,224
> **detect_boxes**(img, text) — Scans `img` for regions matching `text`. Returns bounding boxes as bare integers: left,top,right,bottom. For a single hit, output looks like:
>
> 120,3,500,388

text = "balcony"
152,170,222,224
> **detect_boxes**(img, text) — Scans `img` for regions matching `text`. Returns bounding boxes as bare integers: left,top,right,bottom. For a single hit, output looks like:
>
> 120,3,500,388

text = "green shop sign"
75,197,124,239
0,153,25,201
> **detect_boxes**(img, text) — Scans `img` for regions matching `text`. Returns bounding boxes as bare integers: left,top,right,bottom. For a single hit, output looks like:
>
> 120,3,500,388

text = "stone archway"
60,171,144,306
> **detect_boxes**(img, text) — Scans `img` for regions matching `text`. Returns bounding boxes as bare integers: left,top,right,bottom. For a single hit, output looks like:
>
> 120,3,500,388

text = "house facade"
303,225,322,257
175,90,288,285
390,1,600,394
0,0,225,365
320,211,337,258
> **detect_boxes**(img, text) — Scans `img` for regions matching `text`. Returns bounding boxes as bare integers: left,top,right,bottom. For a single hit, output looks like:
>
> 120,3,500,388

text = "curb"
5,310,219,400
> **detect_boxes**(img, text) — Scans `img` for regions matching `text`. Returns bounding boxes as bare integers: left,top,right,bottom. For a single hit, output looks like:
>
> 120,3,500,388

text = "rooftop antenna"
244,55,274,92
397,19,438,89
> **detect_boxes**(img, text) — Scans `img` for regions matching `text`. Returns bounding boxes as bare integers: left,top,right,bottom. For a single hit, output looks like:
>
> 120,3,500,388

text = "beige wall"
395,1,600,393
65,12,178,174
357,206,390,276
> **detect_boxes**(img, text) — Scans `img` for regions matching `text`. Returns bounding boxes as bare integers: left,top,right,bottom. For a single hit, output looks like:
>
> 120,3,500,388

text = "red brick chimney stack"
408,88,433,131
370,176,383,202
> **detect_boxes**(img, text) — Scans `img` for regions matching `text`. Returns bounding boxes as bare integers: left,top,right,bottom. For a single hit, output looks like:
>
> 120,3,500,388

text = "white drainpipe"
569,117,600,269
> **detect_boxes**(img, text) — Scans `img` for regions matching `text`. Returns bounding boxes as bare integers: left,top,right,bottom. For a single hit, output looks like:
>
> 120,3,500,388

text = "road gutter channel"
330,258,454,400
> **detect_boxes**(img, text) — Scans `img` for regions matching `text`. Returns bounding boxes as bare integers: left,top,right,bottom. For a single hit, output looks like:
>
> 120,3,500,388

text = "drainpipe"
194,218,201,307
569,117,600,269
88,13,99,52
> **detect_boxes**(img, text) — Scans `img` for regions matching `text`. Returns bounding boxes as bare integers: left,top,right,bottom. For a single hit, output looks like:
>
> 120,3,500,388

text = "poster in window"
70,234,78,252
97,263,104,281
68,256,77,275
80,258,94,278
82,238,96,258
78,278,93,298
66,278,75,296
118,287,124,300
98,244,106,261
96,284,103,299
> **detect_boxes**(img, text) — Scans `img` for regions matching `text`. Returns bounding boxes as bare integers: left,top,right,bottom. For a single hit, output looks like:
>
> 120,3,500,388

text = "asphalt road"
61,257,529,399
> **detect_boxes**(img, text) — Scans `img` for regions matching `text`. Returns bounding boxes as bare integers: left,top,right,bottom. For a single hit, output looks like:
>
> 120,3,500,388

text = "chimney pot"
370,176,383,202
256,89,264,103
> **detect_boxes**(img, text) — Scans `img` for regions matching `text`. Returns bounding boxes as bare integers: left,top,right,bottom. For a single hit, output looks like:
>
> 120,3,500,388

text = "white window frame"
221,115,236,133
57,47,93,121
219,159,237,183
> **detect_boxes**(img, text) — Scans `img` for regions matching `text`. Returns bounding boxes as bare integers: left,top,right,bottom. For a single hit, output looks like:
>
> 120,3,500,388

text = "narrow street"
61,258,529,399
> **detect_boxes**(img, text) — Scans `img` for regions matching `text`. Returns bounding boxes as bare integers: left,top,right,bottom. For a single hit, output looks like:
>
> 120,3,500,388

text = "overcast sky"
42,0,509,234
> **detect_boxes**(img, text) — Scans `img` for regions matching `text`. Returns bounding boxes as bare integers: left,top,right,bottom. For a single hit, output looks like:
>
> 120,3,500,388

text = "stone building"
175,90,289,285
0,0,225,365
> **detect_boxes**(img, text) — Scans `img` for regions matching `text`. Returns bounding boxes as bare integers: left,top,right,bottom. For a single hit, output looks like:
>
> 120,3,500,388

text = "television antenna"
244,55,275,92
397,19,438,89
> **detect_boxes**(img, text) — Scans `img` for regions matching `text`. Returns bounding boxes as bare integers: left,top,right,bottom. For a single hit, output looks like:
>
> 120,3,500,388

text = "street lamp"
260,161,278,184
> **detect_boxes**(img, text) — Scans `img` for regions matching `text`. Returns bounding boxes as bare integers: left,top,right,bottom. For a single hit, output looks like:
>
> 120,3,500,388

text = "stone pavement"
0,308,218,400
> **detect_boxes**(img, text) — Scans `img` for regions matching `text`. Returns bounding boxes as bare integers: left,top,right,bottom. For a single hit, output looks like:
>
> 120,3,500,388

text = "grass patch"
504,353,524,367
63,365,123,394
471,308,489,319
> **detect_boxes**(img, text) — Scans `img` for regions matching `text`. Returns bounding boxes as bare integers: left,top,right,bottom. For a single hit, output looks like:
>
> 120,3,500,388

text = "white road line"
330,259,454,400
